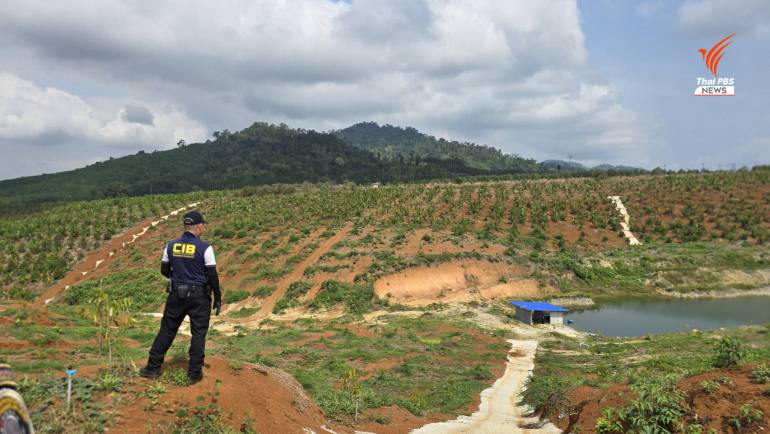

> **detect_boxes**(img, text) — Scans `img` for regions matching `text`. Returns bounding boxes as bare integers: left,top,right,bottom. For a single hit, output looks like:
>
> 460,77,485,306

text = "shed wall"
514,308,532,325
550,312,564,325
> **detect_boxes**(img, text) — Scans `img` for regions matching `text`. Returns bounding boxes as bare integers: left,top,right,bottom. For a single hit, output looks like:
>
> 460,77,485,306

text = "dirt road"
410,340,561,434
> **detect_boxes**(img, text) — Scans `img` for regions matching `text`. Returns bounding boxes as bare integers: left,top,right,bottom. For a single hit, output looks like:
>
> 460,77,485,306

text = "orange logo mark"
698,33,734,77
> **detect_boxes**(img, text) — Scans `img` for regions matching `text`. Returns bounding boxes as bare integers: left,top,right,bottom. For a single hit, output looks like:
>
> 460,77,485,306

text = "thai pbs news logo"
694,33,735,96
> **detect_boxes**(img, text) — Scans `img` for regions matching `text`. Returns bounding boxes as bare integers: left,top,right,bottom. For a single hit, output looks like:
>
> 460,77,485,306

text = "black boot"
187,371,203,385
139,367,161,379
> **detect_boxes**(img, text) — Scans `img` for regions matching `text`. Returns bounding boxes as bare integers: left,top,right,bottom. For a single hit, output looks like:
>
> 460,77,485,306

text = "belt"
172,283,206,292
172,283,207,299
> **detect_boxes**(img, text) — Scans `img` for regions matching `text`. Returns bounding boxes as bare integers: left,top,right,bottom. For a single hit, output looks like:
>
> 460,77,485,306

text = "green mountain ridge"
0,120,648,212
0,122,490,210
335,121,537,172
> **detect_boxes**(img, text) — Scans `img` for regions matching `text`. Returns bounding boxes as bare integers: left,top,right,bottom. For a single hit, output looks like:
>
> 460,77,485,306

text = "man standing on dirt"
139,210,222,384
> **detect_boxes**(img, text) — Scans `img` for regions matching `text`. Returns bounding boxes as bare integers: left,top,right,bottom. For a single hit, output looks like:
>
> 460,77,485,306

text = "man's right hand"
213,299,221,316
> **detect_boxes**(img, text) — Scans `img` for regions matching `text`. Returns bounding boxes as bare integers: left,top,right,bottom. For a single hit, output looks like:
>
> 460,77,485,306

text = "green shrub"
595,380,686,434
751,363,770,383
522,375,580,416
728,403,764,431
700,380,719,395
713,336,746,368
308,280,373,314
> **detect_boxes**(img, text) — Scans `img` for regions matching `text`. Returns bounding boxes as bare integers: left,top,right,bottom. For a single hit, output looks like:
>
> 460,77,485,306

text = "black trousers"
146,291,211,375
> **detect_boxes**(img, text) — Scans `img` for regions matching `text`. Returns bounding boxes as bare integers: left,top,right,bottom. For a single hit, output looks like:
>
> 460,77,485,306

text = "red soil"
114,356,347,434
374,259,549,306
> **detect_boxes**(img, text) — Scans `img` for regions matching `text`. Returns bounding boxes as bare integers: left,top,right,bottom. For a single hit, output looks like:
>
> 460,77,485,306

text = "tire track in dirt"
229,222,353,321
410,340,561,434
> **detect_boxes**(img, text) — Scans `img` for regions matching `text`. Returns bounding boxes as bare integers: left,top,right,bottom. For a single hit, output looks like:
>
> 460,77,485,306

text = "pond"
567,296,770,337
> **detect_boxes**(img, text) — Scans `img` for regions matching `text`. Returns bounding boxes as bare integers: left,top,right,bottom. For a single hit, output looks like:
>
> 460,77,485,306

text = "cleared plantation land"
20,170,768,313
1,170,769,433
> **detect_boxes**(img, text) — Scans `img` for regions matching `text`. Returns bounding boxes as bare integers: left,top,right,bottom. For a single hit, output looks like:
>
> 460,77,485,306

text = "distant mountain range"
540,160,643,172
0,121,644,210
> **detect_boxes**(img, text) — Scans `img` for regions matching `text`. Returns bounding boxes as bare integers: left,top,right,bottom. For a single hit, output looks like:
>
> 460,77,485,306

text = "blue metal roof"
510,301,569,312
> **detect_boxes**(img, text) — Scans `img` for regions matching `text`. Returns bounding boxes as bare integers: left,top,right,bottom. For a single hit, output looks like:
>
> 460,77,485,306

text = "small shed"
510,301,569,325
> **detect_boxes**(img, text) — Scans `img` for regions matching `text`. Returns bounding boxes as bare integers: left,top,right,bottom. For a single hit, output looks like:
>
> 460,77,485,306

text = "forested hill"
0,123,489,209
335,122,538,172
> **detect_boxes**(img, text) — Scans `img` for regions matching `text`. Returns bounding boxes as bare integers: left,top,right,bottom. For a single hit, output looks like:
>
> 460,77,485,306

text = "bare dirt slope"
114,356,347,434
410,340,561,434
374,260,549,307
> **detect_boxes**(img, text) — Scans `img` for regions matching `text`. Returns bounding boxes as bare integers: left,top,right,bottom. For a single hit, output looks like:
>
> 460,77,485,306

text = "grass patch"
230,307,259,318
272,281,312,314
223,289,250,304
62,268,166,310
308,280,374,314
216,315,508,421
252,285,277,298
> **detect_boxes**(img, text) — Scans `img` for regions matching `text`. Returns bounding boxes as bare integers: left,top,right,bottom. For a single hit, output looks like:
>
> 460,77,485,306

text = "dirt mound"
679,364,769,433
115,356,345,433
374,260,548,306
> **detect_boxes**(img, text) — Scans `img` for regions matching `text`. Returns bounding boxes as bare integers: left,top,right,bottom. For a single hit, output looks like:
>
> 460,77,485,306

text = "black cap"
183,210,206,225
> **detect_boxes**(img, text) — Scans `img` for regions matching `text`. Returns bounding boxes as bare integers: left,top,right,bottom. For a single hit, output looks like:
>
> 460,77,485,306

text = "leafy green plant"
713,336,745,368
594,380,687,434
751,363,770,383
83,286,133,364
716,375,733,385
94,371,123,392
728,403,764,430
699,380,719,395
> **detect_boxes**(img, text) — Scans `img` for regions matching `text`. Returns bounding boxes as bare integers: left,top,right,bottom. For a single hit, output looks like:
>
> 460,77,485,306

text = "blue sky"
0,0,767,179
580,0,769,169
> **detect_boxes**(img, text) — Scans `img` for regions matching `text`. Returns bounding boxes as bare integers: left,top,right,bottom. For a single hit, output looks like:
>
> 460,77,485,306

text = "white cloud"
679,0,770,36
0,72,206,148
0,72,100,141
0,0,653,177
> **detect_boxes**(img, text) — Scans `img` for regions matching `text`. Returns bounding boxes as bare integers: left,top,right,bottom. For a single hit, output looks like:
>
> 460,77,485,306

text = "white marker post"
66,368,77,413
